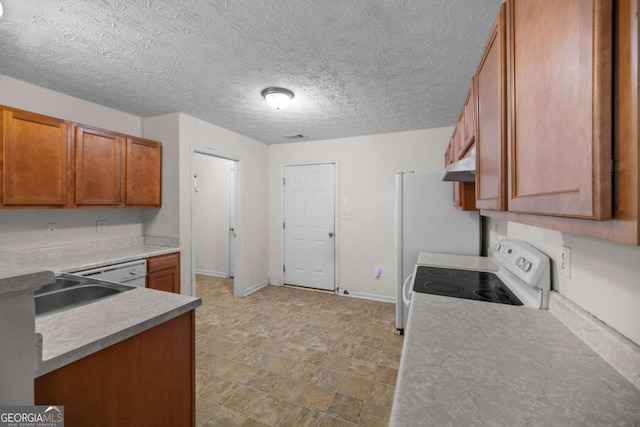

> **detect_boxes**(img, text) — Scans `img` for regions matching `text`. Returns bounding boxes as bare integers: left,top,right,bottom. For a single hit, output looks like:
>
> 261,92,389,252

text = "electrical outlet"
559,245,571,278
45,223,56,237
96,220,107,233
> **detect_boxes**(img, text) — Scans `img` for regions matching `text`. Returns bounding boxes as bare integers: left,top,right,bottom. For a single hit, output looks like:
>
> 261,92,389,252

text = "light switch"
343,197,350,207
340,209,351,219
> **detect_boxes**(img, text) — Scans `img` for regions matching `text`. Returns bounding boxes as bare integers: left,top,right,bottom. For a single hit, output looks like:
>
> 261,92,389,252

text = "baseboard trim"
195,269,228,278
339,290,395,304
244,280,269,296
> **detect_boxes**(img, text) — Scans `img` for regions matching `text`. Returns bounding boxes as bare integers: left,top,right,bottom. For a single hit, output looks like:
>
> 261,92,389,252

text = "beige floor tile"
301,348,329,365
242,419,270,427
202,338,242,356
367,382,395,407
319,415,358,426
201,404,247,427
337,375,371,400
195,397,218,426
196,277,401,427
377,351,401,369
224,387,266,417
223,361,261,384
326,393,364,424
308,366,344,391
289,361,317,382
197,372,242,405
360,336,384,350
296,384,334,412
226,346,266,368
353,346,382,364
251,394,295,426
261,353,297,375
280,404,322,427
374,365,399,386
359,401,391,427
246,369,282,394
270,376,307,402
321,354,352,372
346,359,376,381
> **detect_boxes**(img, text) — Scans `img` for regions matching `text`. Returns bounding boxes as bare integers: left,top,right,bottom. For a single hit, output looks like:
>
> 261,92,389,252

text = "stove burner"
424,268,453,277
472,289,512,303
412,266,523,306
424,281,464,295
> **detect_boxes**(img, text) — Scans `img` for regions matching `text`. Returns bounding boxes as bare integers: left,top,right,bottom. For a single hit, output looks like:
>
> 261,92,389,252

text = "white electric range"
401,239,551,328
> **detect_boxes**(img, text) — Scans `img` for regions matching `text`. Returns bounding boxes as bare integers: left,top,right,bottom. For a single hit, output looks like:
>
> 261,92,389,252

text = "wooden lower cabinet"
35,311,195,427
147,253,181,294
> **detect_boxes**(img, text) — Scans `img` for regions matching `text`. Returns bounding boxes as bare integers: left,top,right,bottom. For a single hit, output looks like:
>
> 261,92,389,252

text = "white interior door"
283,163,335,290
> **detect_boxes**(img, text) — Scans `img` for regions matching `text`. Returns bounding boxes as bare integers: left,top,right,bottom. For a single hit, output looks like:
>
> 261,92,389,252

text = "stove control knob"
523,261,532,272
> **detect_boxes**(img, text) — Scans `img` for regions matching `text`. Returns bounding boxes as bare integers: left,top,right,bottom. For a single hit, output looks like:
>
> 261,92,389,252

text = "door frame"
280,161,339,291
190,146,244,298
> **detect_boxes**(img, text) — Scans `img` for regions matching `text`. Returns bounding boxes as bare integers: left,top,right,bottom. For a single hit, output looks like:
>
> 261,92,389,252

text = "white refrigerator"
395,172,481,331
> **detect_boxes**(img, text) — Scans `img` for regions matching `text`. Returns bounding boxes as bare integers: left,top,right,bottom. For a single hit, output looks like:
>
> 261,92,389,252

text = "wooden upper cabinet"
461,87,476,156
74,126,123,206
1,108,70,206
506,0,612,219
475,4,507,212
126,137,161,207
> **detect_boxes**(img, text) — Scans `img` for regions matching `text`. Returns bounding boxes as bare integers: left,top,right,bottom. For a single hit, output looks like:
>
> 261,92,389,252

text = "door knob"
328,231,334,238
229,227,235,232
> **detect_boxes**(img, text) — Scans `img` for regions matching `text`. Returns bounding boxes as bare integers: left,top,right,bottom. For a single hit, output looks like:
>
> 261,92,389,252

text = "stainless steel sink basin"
35,274,135,316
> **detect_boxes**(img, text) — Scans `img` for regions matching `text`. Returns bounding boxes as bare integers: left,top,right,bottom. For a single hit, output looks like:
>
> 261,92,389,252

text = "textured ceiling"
0,0,503,144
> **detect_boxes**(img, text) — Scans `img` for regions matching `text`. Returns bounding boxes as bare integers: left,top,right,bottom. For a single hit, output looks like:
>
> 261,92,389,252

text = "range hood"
442,147,476,182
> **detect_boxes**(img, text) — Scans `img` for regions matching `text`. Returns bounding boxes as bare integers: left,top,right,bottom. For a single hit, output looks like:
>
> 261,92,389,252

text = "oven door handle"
402,273,414,306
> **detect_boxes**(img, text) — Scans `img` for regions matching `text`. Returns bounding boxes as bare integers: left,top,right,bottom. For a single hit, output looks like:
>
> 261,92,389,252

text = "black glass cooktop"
413,266,523,306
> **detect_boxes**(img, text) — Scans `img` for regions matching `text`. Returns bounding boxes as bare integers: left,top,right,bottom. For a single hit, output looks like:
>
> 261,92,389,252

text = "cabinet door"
1,109,70,206
461,87,476,155
75,126,123,206
507,0,612,219
147,253,180,294
475,4,507,211
35,312,195,427
125,137,161,207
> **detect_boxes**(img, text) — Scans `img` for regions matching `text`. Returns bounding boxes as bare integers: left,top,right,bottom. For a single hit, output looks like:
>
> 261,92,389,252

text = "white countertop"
0,237,200,378
390,292,640,426
35,286,201,376
0,244,179,285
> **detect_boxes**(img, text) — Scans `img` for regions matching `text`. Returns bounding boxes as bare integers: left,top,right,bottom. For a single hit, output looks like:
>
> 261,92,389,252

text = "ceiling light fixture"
0,2,4,19
261,87,294,110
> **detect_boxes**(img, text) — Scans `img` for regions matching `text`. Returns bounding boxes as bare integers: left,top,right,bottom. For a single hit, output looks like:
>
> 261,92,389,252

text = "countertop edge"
0,271,55,296
35,297,201,377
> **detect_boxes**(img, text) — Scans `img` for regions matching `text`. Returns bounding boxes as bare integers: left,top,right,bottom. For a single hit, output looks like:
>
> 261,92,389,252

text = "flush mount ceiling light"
261,87,294,110
0,2,4,19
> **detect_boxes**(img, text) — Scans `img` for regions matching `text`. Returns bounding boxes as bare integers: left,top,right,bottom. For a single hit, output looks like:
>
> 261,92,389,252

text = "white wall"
142,113,181,241
194,154,233,276
156,113,269,296
267,127,452,299
486,218,640,346
0,74,145,251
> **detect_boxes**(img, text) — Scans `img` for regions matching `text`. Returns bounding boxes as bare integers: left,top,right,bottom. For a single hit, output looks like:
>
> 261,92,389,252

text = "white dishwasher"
72,259,147,288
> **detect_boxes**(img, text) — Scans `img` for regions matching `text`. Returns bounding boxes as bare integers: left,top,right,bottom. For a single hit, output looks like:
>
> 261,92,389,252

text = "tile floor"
195,275,403,427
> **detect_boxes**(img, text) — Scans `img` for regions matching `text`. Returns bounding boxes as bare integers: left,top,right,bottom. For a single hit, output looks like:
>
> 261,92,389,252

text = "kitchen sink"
35,274,135,316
